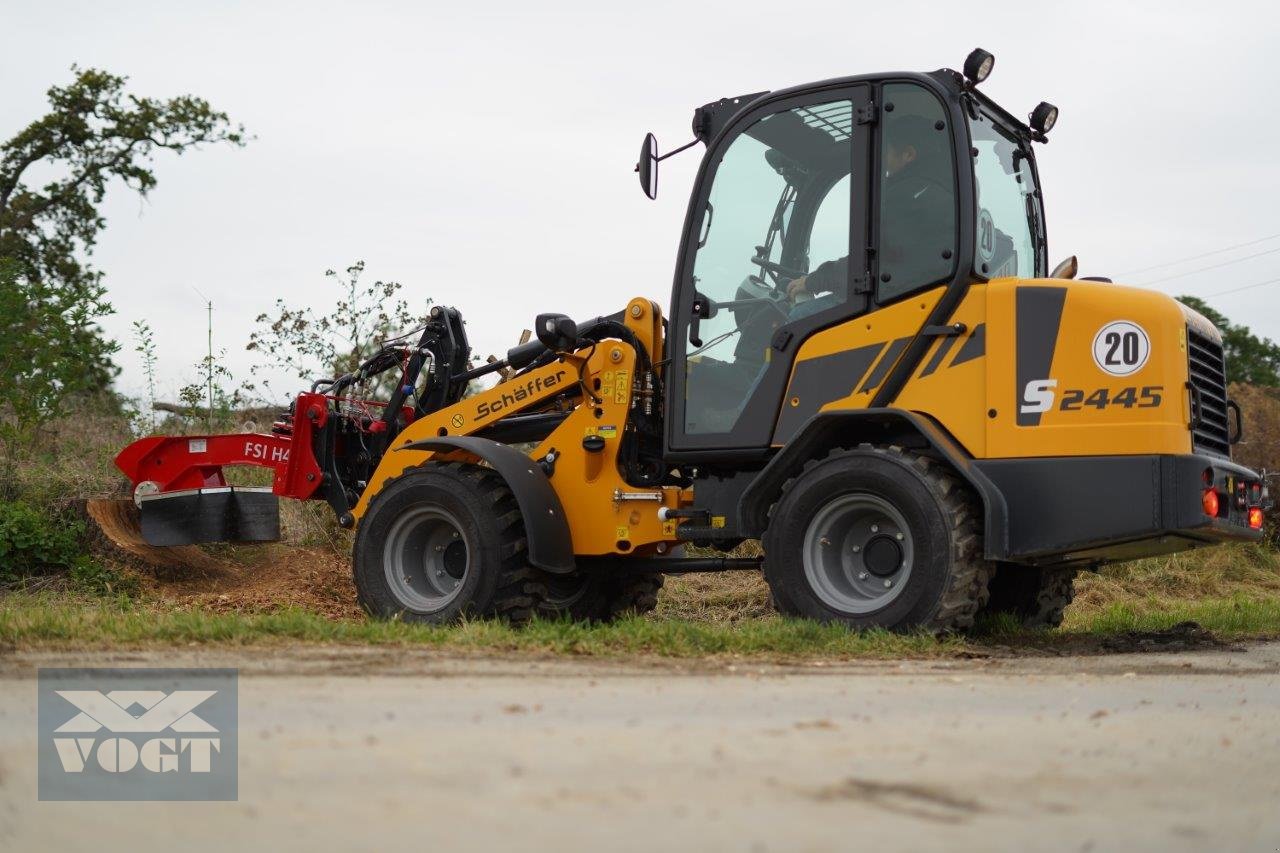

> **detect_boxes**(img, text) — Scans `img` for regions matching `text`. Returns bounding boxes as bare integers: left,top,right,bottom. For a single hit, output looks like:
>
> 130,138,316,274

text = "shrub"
0,500,86,582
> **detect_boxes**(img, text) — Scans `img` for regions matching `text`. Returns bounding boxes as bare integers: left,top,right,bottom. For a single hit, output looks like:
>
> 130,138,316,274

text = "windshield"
969,109,1045,278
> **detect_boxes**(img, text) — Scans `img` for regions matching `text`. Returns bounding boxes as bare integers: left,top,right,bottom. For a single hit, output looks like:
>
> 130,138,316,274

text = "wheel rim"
802,492,914,615
383,506,470,612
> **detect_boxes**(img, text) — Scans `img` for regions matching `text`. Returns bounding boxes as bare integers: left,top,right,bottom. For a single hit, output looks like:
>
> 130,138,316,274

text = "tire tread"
353,461,546,625
763,444,993,634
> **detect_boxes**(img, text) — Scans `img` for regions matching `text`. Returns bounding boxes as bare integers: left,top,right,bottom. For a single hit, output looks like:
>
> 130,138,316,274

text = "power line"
1202,275,1280,299
1117,232,1280,277
1136,246,1280,285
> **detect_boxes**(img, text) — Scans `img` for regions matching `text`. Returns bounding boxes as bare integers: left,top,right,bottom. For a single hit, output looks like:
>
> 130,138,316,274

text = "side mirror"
534,313,578,352
636,132,659,199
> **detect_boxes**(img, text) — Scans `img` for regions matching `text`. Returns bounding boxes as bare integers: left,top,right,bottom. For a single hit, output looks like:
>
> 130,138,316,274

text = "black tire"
537,570,664,623
980,564,1077,629
353,462,545,625
761,445,993,633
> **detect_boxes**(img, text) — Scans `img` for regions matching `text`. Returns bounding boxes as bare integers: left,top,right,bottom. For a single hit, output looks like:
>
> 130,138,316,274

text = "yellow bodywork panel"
772,288,945,444
980,278,1192,457
894,285,989,456
352,297,683,556
779,278,1194,460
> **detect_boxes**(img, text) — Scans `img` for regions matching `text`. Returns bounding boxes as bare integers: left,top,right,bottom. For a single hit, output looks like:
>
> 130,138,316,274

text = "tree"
1178,296,1280,387
0,67,246,387
247,261,432,400
0,259,116,487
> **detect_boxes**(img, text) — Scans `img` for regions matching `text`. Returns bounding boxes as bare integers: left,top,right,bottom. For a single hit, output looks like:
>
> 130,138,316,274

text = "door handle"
922,323,967,337
689,292,713,348
698,202,714,249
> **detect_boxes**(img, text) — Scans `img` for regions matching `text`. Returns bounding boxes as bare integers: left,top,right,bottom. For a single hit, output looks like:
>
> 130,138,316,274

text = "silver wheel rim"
802,493,914,614
383,506,470,612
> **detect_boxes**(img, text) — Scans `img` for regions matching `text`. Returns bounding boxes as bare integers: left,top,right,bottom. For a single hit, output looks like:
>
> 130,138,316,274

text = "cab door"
665,85,872,457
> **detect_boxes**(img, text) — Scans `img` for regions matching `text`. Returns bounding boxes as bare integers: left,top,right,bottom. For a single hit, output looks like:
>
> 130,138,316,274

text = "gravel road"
2,643,1278,851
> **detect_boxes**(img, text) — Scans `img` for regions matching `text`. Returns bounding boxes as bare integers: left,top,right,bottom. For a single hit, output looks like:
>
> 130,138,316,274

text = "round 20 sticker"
1092,321,1150,376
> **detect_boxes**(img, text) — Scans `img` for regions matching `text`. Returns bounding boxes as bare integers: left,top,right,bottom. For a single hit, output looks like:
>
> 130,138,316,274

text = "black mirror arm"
655,137,700,162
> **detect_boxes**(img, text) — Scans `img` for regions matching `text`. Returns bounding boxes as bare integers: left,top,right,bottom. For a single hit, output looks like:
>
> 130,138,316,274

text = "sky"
3,0,1279,404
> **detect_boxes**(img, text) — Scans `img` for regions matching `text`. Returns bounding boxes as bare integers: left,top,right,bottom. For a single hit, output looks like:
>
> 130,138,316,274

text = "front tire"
762,445,992,633
353,462,545,624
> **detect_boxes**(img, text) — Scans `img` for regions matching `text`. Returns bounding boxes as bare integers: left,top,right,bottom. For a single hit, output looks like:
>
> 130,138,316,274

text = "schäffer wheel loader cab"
120,49,1266,634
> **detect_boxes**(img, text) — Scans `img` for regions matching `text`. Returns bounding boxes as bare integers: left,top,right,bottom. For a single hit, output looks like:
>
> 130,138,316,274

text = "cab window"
809,173,851,275
970,109,1045,278
876,83,957,301
683,100,855,435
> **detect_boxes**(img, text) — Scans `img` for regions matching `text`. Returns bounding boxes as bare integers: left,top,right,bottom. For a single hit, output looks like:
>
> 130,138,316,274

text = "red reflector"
1202,488,1220,517
1249,507,1265,530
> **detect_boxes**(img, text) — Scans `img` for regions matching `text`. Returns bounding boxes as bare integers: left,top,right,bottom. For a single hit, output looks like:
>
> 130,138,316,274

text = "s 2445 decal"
1020,380,1163,415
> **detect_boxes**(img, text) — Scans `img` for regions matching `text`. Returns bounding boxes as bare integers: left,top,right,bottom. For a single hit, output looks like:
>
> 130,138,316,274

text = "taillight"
1202,488,1220,517
1249,507,1265,530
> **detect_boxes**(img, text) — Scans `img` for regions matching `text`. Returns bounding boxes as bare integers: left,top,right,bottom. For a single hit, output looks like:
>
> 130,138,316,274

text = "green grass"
0,593,958,658
3,591,1279,660
5,541,1278,660
1064,596,1280,637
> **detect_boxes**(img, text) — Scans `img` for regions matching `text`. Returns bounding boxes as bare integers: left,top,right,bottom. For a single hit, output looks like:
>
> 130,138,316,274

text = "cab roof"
692,69,1035,147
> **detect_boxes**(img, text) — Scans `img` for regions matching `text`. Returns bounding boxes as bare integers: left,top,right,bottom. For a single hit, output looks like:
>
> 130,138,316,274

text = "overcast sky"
4,0,1279,403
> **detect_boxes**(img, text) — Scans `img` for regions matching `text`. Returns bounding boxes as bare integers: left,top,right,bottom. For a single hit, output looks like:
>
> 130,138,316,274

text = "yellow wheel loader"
108,49,1270,632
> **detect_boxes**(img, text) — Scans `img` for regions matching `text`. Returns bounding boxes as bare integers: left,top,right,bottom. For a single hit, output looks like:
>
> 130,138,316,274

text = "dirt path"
2,644,1279,851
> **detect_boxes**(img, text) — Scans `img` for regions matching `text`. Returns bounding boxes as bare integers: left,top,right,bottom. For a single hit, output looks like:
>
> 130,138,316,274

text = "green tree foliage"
1179,296,1280,387
247,261,432,400
0,259,116,480
0,66,246,397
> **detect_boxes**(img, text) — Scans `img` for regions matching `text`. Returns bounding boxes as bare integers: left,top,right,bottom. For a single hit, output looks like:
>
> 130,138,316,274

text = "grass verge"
3,590,1279,660
0,594,959,659
1062,596,1280,637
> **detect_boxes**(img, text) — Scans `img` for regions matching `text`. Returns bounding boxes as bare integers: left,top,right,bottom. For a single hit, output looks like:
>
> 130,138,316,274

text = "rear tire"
353,462,545,624
980,564,1077,629
537,570,664,622
762,445,992,633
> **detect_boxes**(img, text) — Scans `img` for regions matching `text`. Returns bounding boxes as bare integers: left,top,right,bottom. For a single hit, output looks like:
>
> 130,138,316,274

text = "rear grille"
1186,327,1230,457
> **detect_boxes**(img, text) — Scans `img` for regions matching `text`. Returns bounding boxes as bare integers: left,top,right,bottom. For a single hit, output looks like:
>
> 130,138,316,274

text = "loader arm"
354,298,688,558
